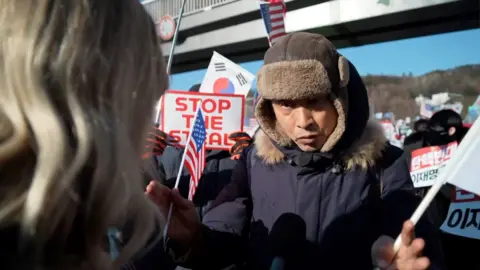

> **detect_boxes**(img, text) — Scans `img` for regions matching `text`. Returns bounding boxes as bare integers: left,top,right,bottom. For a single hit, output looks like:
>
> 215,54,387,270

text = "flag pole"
155,0,188,125
163,105,203,243
166,0,188,75
374,116,480,270
172,106,202,191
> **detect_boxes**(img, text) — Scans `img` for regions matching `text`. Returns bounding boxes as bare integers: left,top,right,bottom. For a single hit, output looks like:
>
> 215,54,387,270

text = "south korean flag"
199,51,254,97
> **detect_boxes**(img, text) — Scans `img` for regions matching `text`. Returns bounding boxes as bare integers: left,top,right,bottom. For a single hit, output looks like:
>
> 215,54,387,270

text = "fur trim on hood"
254,32,367,153
254,120,388,170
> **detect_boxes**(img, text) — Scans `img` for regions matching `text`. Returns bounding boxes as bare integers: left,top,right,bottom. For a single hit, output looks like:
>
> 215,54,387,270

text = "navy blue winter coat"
173,122,445,270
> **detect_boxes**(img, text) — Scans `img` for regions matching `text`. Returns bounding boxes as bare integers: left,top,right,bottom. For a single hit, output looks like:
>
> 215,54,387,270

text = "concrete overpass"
142,0,479,74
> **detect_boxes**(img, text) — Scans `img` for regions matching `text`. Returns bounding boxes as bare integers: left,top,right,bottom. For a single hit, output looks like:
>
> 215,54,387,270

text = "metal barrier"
142,0,240,22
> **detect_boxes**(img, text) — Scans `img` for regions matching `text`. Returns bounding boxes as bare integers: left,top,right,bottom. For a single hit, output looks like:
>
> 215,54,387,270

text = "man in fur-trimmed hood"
147,33,445,270
254,32,378,166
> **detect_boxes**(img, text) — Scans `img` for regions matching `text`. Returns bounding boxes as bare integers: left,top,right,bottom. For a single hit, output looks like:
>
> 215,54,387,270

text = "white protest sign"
441,187,480,239
161,91,245,150
409,142,457,188
199,52,255,97
445,119,480,195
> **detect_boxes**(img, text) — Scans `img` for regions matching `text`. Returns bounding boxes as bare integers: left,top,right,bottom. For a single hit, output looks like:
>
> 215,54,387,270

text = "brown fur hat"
255,32,351,152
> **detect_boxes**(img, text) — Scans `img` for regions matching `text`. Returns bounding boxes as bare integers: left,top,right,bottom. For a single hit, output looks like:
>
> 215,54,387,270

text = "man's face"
272,96,338,151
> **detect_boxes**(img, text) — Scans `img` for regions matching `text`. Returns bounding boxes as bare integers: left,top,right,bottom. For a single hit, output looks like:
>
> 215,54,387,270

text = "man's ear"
448,127,456,136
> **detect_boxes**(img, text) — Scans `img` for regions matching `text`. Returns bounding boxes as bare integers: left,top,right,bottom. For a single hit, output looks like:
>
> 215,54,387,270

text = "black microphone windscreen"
269,213,307,258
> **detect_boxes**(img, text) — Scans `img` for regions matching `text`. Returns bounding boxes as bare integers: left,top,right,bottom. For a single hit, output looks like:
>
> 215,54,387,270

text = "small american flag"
259,0,287,46
185,108,207,200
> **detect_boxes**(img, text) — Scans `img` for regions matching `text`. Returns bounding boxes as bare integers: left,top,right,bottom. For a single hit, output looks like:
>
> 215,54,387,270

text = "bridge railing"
142,0,240,22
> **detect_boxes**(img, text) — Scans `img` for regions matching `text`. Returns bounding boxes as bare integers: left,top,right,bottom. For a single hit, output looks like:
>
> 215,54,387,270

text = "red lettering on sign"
168,130,234,149
190,98,202,111
210,133,222,145
410,143,457,172
174,96,232,114
211,116,223,130
182,114,195,128
175,97,202,112
175,97,188,111
223,132,234,146
178,114,225,130
201,99,215,113
203,115,223,130
218,99,231,113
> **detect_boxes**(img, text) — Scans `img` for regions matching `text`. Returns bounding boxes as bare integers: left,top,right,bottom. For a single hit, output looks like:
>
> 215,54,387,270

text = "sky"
170,28,480,90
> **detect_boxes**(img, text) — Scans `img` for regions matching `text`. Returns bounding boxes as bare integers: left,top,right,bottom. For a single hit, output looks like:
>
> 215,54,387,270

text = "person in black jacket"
403,110,476,270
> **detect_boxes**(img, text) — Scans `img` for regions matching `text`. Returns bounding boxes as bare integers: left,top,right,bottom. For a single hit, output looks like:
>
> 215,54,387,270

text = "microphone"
269,213,307,270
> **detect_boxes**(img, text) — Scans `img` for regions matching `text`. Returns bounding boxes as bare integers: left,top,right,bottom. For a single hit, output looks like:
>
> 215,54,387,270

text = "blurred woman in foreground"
0,1,167,269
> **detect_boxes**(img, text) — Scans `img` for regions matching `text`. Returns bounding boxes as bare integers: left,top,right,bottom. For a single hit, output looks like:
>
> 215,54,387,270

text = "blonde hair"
0,0,167,269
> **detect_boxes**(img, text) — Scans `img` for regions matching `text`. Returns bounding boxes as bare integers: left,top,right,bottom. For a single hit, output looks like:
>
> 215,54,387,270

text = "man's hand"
142,124,179,159
372,221,430,270
145,181,200,247
228,131,253,160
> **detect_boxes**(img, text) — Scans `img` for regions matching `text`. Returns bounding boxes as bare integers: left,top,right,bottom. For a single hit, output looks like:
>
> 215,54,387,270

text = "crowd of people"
1,0,477,270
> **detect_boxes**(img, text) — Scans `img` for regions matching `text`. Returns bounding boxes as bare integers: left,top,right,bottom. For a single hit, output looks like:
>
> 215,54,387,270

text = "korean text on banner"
161,91,245,150
199,51,255,97
409,142,457,188
440,187,480,239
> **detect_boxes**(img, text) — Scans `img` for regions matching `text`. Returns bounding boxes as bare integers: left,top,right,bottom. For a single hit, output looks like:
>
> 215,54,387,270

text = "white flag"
199,51,255,97
390,117,480,253
443,118,480,195
473,95,480,107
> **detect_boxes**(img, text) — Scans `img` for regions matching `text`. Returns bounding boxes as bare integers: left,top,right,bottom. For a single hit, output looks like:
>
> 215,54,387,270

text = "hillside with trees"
366,64,480,118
